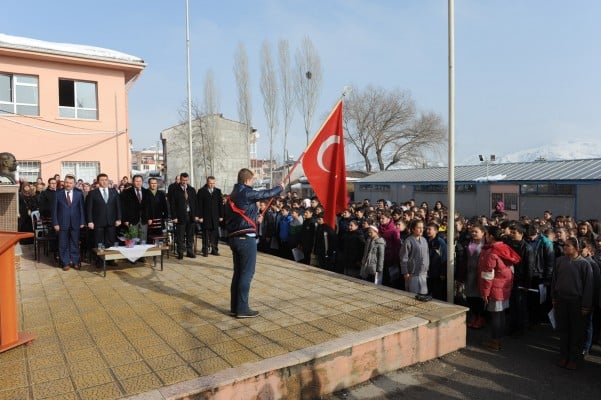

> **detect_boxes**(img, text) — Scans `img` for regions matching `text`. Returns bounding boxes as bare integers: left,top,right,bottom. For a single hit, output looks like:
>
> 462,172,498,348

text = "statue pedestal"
0,185,19,232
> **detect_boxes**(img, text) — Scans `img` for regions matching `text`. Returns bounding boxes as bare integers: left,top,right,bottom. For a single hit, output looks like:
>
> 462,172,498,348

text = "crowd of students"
257,194,601,369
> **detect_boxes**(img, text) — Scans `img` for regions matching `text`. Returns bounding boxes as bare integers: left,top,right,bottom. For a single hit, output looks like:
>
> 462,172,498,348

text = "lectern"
0,231,35,353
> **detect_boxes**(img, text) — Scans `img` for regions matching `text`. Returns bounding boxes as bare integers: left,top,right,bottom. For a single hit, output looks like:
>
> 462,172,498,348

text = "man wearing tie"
86,173,122,262
121,174,150,243
52,174,85,270
168,172,198,259
197,176,223,257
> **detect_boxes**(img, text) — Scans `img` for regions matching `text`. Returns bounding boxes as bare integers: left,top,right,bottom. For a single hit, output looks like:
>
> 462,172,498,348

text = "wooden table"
93,246,167,277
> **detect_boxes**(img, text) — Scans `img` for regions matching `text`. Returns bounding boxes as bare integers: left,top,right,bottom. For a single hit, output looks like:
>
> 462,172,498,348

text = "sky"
2,0,600,168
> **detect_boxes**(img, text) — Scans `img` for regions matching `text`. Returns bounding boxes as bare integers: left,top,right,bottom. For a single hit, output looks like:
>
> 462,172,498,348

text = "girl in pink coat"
479,226,521,351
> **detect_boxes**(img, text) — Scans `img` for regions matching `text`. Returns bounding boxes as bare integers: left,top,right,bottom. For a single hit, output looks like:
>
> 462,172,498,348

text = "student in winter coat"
479,226,521,351
464,225,486,328
360,225,386,284
400,219,429,295
313,213,337,270
552,237,593,370
379,211,401,288
300,208,317,265
426,222,448,301
339,219,366,277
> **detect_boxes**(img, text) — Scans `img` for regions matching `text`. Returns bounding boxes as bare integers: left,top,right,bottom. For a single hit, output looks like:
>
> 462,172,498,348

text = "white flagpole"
447,0,456,303
185,0,195,186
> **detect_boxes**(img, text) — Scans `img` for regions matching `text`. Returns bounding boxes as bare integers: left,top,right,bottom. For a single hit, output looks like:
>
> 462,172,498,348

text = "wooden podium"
0,231,35,353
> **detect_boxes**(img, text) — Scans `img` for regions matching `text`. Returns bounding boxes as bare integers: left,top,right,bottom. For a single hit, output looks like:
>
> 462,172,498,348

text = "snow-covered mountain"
459,141,601,166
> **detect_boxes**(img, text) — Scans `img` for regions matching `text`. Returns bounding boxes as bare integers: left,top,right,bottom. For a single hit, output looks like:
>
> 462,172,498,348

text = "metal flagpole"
447,0,456,303
185,0,195,186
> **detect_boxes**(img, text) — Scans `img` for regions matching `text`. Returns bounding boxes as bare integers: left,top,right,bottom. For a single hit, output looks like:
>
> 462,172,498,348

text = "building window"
58,79,97,119
413,184,475,193
519,184,575,196
0,73,39,116
17,160,41,182
61,161,99,184
359,184,391,192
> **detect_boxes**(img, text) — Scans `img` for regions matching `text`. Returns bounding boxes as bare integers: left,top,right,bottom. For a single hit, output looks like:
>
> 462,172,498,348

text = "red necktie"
67,191,71,205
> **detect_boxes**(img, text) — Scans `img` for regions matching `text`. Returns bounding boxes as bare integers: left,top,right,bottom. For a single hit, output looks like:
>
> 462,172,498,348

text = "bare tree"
233,43,252,164
260,40,279,186
278,39,294,163
344,85,446,172
294,36,322,146
202,69,220,177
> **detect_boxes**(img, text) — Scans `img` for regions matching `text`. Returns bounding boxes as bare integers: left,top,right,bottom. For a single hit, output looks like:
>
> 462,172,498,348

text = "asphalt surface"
323,323,601,400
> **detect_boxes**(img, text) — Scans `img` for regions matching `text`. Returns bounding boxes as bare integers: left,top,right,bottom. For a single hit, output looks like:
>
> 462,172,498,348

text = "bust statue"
0,152,17,184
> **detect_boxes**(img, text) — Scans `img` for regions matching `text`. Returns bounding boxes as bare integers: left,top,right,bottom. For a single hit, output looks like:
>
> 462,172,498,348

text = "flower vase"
125,239,135,248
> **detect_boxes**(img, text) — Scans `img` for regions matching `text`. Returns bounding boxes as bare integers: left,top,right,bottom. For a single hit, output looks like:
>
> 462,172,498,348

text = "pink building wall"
0,44,144,184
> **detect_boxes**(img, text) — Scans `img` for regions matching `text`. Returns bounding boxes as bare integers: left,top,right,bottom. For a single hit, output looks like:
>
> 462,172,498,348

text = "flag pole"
261,90,349,216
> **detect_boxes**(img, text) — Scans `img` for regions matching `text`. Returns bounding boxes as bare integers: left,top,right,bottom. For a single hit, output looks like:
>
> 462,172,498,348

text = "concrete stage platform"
1,244,466,400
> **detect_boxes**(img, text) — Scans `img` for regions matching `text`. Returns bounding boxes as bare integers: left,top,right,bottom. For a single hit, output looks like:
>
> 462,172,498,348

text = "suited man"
121,174,151,242
52,175,85,270
197,176,223,256
86,173,122,256
39,177,57,221
147,177,169,236
168,172,197,259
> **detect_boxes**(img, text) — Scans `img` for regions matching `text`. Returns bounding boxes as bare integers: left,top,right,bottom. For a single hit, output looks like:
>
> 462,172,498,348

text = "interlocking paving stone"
8,244,465,399
30,365,70,385
121,373,163,396
71,369,114,390
31,377,74,399
146,353,186,371
0,387,30,400
111,361,152,381
155,365,197,385
78,382,123,400
221,349,262,366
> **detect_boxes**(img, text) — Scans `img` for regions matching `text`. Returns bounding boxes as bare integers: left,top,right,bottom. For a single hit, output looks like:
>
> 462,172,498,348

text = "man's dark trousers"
229,235,257,315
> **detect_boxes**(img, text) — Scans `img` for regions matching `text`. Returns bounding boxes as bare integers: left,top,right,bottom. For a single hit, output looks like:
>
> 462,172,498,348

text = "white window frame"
61,161,100,184
0,73,39,116
16,160,41,183
58,79,98,120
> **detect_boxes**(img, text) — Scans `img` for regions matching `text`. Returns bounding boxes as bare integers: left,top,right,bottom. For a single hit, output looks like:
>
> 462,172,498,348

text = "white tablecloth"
107,244,155,262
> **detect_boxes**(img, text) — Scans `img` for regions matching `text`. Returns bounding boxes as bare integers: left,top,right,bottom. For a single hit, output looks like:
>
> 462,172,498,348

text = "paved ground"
323,321,601,400
1,243,462,400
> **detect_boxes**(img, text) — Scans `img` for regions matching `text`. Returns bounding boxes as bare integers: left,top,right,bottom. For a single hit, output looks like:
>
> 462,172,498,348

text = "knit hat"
368,225,379,233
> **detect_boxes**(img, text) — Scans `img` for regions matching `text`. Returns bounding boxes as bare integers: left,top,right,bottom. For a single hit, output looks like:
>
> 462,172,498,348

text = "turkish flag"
301,100,347,229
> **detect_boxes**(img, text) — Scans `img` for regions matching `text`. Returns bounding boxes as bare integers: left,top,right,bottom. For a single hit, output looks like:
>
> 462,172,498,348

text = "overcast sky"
2,0,600,167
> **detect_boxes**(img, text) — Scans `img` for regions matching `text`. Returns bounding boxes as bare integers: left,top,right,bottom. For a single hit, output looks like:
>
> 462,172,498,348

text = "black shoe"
211,250,220,256
186,253,196,258
202,252,208,257
177,254,184,260
229,311,236,316
236,310,260,319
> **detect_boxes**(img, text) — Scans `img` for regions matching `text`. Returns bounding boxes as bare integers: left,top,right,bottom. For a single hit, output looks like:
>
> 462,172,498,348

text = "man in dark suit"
147,177,169,237
120,174,151,242
52,174,85,270
168,172,198,259
86,173,122,261
197,176,223,256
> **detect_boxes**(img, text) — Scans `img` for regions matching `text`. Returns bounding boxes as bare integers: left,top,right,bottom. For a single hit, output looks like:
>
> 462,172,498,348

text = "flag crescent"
317,135,340,173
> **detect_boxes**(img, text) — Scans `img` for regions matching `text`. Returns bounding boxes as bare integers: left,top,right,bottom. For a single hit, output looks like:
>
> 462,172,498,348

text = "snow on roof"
0,33,144,65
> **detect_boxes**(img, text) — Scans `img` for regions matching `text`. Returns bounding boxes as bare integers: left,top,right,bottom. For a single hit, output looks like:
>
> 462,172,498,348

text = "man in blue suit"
53,174,86,271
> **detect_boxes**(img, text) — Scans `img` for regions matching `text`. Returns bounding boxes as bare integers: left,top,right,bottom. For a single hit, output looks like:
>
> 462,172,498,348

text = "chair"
148,218,170,259
31,210,57,263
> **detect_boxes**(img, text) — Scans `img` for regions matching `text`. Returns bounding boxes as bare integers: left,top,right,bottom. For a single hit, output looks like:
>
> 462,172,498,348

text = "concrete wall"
162,115,249,191
576,184,601,220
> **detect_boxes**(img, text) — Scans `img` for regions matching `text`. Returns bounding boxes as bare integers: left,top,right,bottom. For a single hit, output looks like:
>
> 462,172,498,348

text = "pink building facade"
0,34,145,184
